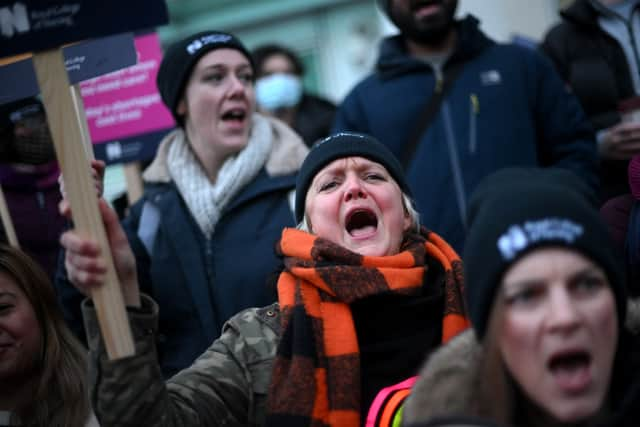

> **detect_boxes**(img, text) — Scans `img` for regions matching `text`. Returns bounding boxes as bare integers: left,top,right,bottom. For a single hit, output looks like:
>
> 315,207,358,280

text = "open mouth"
411,0,442,16
346,208,378,237
548,350,592,392
221,108,247,124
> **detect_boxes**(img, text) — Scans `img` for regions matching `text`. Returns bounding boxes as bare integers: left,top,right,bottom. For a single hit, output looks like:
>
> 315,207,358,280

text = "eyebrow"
200,62,251,71
502,267,604,291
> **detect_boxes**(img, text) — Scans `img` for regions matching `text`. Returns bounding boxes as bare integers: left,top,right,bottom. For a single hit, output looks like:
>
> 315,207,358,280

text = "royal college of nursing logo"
186,33,232,55
497,218,584,260
0,2,29,37
0,2,81,38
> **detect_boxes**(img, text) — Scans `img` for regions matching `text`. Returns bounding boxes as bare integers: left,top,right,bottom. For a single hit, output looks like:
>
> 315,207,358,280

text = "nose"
546,287,581,334
343,175,367,202
228,75,248,98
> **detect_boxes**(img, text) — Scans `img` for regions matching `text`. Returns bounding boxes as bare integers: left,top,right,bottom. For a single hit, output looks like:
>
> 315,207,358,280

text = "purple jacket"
0,162,65,280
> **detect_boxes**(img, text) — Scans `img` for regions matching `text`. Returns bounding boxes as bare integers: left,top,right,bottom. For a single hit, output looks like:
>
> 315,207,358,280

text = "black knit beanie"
463,167,626,340
294,132,412,223
156,31,254,126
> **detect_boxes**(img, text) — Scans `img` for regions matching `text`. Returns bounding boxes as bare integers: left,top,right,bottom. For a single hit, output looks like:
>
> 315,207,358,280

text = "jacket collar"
376,15,493,79
403,329,481,424
142,113,308,184
403,298,640,425
562,0,618,29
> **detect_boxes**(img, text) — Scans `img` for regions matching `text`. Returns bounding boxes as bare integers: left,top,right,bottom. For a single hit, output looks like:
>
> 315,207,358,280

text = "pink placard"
80,32,175,144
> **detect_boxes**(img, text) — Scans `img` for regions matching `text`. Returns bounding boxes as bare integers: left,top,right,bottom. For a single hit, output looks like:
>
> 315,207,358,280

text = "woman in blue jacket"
56,30,308,378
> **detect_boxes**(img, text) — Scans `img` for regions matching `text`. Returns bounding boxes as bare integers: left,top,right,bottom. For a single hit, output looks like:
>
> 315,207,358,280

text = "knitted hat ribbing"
156,31,254,126
294,132,411,223
463,167,626,339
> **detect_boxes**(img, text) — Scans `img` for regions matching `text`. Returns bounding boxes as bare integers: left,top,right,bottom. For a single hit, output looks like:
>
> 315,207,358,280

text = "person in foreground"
402,168,640,427
0,244,97,427
55,30,309,378
61,132,469,426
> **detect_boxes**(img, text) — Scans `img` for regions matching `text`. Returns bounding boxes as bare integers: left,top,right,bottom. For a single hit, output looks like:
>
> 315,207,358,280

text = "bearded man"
333,0,599,253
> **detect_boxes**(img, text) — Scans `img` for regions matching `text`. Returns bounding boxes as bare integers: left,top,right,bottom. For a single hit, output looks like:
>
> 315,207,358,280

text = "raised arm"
61,199,276,426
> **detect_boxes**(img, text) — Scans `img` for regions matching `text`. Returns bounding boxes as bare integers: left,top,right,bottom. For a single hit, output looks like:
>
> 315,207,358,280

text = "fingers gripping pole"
32,48,135,359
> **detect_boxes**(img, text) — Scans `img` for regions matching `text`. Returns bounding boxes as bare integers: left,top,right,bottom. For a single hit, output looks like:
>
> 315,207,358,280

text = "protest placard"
81,32,175,165
0,0,169,359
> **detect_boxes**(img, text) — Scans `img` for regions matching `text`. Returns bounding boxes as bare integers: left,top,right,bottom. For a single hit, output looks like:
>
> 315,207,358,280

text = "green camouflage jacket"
83,295,281,426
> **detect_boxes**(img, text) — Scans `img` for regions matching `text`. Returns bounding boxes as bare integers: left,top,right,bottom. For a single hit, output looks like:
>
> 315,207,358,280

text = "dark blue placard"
64,32,137,84
0,0,168,57
0,32,137,105
0,58,38,105
93,127,174,166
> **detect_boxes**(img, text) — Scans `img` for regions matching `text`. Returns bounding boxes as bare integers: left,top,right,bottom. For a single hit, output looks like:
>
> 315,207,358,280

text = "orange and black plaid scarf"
266,227,469,427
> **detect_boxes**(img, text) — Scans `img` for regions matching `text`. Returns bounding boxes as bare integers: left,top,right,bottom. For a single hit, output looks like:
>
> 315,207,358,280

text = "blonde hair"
0,245,90,427
471,297,515,424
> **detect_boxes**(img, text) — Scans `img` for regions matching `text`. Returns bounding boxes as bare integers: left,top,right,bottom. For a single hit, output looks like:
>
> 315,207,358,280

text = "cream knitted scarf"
166,115,273,238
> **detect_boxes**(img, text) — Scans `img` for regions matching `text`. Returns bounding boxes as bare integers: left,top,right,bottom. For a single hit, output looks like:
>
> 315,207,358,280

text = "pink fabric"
365,376,417,427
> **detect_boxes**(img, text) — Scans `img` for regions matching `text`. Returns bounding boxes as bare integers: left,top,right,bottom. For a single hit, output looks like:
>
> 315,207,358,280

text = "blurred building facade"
158,0,566,102
105,0,569,203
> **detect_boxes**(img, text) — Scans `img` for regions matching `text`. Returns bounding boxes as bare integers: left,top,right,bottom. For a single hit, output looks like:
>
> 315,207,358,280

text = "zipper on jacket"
205,243,215,283
441,101,468,229
469,93,478,154
36,191,45,209
629,6,640,79
435,76,443,93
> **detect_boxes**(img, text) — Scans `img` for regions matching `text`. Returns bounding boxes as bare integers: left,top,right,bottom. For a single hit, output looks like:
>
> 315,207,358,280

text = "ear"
403,209,412,232
176,98,187,116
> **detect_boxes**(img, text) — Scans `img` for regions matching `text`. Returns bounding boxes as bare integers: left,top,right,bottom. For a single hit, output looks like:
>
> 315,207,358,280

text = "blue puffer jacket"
56,115,308,378
333,16,598,252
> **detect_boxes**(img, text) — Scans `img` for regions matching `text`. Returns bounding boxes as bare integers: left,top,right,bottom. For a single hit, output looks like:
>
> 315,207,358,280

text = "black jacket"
55,115,309,378
294,93,336,146
542,0,640,200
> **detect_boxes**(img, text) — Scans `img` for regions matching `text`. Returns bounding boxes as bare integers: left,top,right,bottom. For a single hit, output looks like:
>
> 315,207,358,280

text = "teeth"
223,109,245,120
346,209,378,233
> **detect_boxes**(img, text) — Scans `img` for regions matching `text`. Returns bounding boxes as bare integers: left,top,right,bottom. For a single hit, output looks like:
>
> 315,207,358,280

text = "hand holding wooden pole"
33,48,134,359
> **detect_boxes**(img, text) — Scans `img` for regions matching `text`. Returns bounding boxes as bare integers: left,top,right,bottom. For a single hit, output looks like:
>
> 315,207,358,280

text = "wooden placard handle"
124,162,144,206
32,48,134,359
70,84,95,161
0,185,20,248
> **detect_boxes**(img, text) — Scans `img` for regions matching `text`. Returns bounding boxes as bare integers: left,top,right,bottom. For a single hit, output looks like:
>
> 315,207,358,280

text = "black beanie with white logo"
294,132,412,223
463,167,626,339
156,31,254,126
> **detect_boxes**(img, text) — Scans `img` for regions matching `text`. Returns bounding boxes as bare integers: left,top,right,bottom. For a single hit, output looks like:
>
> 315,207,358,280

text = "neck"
406,29,457,56
517,395,605,427
271,107,297,128
0,377,35,411
184,127,225,183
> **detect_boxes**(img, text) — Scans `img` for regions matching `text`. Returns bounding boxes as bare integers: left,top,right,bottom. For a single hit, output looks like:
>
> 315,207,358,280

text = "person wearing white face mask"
252,44,336,146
